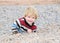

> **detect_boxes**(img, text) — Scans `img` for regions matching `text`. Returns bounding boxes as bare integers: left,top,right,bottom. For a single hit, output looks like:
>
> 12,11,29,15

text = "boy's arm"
15,19,20,28
33,29,36,32
16,19,28,31
12,19,21,28
32,25,37,32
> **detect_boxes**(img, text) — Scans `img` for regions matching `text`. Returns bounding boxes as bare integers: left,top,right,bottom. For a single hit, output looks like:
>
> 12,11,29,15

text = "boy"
12,7,38,34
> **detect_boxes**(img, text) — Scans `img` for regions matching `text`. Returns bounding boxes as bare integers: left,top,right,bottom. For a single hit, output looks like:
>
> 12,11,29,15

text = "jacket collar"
23,17,34,27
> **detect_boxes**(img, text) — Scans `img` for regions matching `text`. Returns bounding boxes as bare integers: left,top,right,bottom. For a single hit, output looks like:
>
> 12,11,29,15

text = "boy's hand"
27,29,32,33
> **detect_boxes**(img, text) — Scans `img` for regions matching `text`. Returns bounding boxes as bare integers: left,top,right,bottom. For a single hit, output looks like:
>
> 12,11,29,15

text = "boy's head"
24,7,38,25
24,7,38,19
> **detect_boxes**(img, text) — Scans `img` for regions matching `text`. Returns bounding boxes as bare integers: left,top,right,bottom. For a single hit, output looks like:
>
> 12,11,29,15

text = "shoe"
12,28,16,30
12,30,18,34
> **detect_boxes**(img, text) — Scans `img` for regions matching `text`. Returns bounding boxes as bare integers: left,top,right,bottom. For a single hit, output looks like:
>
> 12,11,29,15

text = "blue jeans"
12,23,24,33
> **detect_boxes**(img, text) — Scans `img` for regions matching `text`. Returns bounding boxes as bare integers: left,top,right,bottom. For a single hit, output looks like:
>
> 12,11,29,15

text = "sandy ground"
0,4,60,43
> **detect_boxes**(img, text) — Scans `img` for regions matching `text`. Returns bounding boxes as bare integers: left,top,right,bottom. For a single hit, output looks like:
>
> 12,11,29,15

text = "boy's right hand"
27,29,32,33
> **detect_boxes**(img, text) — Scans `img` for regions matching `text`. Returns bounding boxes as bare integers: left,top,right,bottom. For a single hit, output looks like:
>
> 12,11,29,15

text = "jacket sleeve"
12,19,21,28
32,25,37,32
33,29,37,32
16,19,28,31
15,19,21,28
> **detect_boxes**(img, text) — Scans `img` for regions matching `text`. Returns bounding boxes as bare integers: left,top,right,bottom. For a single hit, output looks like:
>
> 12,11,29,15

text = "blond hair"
24,7,38,19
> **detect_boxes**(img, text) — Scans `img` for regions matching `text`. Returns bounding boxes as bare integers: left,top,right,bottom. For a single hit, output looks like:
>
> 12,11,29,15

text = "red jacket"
18,17,37,31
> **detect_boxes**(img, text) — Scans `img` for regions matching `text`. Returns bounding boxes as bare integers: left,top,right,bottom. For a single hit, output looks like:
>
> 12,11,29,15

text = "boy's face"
25,14,36,24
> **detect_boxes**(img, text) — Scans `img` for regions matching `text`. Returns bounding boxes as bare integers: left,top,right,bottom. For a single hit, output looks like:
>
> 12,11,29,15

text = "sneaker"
12,28,16,30
12,30,18,34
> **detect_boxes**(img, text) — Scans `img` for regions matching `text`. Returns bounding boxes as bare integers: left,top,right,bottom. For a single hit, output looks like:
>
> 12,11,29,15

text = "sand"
0,4,60,43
